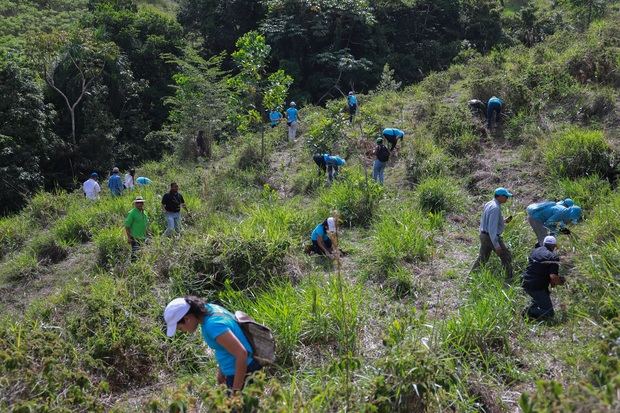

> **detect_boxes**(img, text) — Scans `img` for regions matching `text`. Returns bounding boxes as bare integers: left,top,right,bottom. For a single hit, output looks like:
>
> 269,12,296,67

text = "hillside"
2,4,620,413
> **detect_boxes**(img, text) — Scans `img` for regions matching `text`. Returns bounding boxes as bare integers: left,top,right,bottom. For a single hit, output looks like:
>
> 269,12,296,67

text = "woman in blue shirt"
164,296,261,391
310,217,337,257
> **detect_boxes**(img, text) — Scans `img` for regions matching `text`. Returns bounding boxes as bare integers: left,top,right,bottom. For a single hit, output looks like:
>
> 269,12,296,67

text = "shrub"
429,105,480,155
550,175,611,211
318,168,384,227
543,128,614,179
0,215,31,259
236,140,262,170
291,163,324,195
27,191,73,227
385,266,415,299
94,228,128,269
29,234,69,265
416,177,463,213
0,252,41,282
405,137,452,185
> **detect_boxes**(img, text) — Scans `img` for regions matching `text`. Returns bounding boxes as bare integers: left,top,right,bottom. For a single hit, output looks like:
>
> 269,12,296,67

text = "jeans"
225,359,263,389
327,164,339,183
524,288,554,319
527,215,548,247
130,239,143,262
349,104,357,123
372,159,386,184
487,103,502,127
288,121,298,141
471,232,513,280
164,211,181,236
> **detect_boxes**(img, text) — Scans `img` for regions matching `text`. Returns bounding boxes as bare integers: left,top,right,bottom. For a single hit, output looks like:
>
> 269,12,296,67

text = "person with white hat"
471,187,514,280
124,196,148,261
163,296,261,392
285,101,300,142
521,235,564,320
310,216,338,258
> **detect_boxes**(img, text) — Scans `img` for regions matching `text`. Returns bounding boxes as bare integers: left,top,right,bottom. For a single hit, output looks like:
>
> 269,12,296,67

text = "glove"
560,228,571,235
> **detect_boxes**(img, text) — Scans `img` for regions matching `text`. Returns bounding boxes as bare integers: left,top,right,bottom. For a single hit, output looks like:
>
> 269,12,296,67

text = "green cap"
376,137,383,144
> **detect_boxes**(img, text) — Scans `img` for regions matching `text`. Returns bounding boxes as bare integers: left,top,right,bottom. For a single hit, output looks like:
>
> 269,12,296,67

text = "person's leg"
527,216,548,247
471,233,493,272
372,160,380,181
291,121,298,140
324,237,333,254
497,237,513,281
486,104,493,128
130,239,141,262
174,212,181,234
496,106,502,124
327,165,334,183
333,165,339,180
378,161,385,184
164,212,175,237
312,240,324,255
525,289,554,319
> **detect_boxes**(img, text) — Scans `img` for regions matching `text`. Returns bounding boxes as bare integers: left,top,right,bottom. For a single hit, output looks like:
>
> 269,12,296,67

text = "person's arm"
487,207,502,252
215,331,249,391
544,212,563,233
316,237,332,258
180,195,188,212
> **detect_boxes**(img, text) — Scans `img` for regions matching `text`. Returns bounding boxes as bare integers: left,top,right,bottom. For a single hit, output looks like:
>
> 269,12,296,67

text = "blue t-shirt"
324,155,346,166
201,304,254,376
286,107,298,122
136,177,151,186
108,174,123,195
382,128,404,139
269,111,282,125
347,95,358,106
311,223,330,241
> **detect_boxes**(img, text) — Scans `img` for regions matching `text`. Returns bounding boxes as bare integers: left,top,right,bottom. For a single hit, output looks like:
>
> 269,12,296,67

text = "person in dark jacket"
372,137,390,184
162,182,188,237
522,236,565,320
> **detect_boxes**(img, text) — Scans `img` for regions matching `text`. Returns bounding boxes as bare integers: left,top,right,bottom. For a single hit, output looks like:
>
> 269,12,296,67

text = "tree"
459,0,504,53
228,31,293,159
30,30,118,146
0,57,55,213
373,63,401,93
561,0,608,30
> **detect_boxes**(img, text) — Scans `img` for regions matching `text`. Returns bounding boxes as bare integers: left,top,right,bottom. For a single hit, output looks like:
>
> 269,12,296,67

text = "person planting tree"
522,236,565,320
310,217,339,258
486,96,504,128
382,128,405,151
164,296,262,392
526,200,582,247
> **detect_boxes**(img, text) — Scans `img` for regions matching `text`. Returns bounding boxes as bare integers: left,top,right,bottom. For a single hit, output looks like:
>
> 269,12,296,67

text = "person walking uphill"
486,96,504,128
522,236,564,320
471,187,514,281
286,102,300,142
382,128,405,151
162,182,188,237
124,168,135,190
164,296,262,392
526,201,582,247
108,167,124,196
269,108,282,128
124,197,148,261
373,137,390,184
347,91,358,124
83,172,101,201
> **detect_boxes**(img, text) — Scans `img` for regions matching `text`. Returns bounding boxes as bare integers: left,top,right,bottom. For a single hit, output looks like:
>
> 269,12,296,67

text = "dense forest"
1,0,608,214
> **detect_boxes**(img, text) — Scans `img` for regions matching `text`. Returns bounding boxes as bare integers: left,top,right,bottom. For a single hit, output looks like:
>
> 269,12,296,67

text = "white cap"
290,101,296,106
327,217,336,232
163,298,190,337
543,236,557,245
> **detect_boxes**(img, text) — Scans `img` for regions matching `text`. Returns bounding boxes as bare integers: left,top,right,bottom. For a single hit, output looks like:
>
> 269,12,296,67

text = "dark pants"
487,102,502,127
471,233,513,280
327,164,339,183
524,288,554,319
225,359,262,389
312,238,333,255
349,104,357,123
384,134,398,151
313,154,327,175
130,239,143,262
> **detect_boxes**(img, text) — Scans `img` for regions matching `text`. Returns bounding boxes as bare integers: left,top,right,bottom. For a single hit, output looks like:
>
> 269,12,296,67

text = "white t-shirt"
83,178,101,200
124,173,134,189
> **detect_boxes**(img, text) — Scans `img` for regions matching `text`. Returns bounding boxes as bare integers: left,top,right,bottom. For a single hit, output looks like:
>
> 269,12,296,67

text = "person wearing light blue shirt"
487,96,504,128
269,109,282,128
324,154,346,183
347,91,358,124
526,201,582,246
471,187,514,280
108,167,124,196
286,102,300,141
164,296,262,391
382,128,405,151
136,176,152,186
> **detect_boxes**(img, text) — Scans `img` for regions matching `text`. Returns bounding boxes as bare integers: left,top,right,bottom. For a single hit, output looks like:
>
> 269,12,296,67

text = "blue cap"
568,206,582,223
90,172,98,178
561,198,574,207
494,187,513,197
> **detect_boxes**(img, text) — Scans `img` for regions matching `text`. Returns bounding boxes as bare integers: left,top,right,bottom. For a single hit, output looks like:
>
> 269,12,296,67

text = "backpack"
377,145,390,162
235,311,276,366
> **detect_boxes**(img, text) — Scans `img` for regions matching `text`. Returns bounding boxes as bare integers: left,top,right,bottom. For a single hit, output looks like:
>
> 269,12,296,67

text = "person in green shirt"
124,196,148,261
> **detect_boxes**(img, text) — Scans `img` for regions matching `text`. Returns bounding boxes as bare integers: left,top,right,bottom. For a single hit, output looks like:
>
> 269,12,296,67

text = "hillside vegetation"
1,1,620,412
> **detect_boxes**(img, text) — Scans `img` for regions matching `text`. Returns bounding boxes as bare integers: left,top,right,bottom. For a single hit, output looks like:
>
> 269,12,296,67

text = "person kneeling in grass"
522,236,565,320
164,296,262,392
310,217,338,258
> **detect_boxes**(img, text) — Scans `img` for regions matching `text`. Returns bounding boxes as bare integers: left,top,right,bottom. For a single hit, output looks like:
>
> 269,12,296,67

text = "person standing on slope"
373,137,390,185
108,167,124,197
269,108,283,128
162,182,188,237
347,91,358,124
124,196,148,261
486,96,504,128
124,168,136,190
471,187,514,281
382,128,405,151
286,102,300,142
83,172,101,201
522,236,564,320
